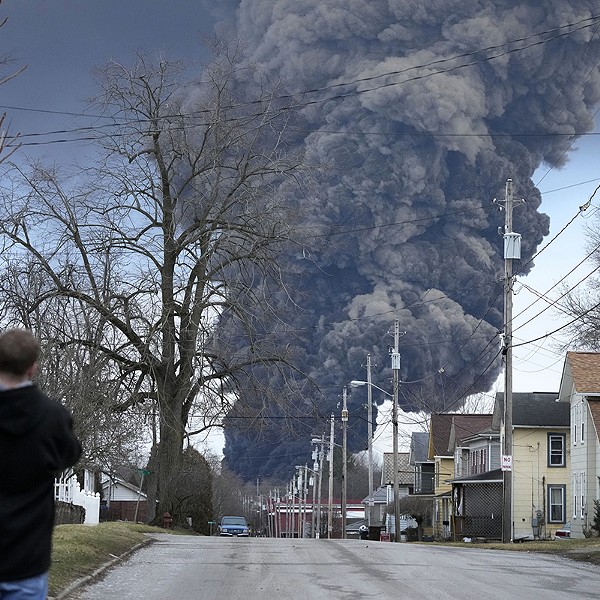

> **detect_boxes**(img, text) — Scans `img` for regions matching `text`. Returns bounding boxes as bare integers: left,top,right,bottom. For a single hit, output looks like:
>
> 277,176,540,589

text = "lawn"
49,522,178,598
426,537,600,566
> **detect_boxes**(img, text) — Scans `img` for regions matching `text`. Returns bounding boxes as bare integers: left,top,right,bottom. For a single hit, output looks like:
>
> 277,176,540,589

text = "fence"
54,469,100,526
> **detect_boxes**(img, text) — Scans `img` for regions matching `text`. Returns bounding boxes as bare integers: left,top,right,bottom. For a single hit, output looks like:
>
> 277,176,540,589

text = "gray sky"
1,0,214,162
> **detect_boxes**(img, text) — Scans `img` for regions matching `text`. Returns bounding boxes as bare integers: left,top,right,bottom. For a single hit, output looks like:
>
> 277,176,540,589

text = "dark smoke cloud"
202,1,600,480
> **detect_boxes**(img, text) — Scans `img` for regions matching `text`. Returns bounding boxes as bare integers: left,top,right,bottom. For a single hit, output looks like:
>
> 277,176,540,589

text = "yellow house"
493,392,570,540
429,413,493,539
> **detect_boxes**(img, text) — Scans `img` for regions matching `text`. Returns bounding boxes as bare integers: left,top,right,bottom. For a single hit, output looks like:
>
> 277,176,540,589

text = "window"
581,472,586,519
548,433,566,467
573,473,578,519
548,485,566,523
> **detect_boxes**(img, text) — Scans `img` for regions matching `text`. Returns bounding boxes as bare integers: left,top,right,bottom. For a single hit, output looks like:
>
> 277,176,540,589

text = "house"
399,431,435,538
429,413,493,539
369,452,415,537
452,468,503,540
450,392,568,541
411,431,434,494
101,474,149,522
558,352,600,539
54,468,100,526
450,421,501,539
493,391,570,540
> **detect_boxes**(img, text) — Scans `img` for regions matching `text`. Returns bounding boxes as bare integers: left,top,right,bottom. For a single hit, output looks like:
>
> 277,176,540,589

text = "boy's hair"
0,329,40,376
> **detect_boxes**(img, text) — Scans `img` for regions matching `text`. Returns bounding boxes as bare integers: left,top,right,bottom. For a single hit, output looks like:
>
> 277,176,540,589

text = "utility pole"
328,413,334,539
392,319,401,542
316,435,325,538
366,354,374,528
499,178,522,543
341,386,348,540
311,444,318,538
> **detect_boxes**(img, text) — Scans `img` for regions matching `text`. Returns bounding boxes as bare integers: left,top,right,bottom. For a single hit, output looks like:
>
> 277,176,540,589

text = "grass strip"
49,522,167,597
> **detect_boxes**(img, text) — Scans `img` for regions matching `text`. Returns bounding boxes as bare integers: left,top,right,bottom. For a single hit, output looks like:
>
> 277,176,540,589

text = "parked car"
219,516,250,537
554,523,571,539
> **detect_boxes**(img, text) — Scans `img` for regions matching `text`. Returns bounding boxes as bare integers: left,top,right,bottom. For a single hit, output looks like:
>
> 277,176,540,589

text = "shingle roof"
566,352,600,393
452,468,503,483
429,413,493,457
588,397,600,441
382,452,413,486
492,392,569,428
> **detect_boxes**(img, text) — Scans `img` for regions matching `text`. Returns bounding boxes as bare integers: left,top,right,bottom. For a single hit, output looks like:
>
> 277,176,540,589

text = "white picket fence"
54,469,100,526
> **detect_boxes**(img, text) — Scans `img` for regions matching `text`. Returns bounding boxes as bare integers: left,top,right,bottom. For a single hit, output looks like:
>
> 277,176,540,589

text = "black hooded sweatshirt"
0,384,81,581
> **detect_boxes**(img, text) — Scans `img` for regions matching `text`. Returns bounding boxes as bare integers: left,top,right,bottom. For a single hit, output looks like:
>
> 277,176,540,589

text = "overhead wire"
3,14,600,148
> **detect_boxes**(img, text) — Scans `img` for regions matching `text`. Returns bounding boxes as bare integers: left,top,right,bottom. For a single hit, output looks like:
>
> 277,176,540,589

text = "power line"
4,14,600,148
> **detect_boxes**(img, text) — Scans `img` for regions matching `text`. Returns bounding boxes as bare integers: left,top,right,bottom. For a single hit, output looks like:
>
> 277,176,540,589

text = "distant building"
101,474,148,523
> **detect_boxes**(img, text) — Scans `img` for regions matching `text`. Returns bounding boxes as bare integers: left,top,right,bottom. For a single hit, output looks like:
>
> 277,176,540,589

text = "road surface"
69,534,600,599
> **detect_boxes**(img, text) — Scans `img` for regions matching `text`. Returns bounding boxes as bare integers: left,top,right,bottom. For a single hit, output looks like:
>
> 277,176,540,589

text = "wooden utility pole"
328,414,334,539
366,353,374,527
342,386,348,539
392,320,401,542
500,178,521,543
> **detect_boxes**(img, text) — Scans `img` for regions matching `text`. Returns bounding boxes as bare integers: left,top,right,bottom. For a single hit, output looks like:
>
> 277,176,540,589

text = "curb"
50,537,155,599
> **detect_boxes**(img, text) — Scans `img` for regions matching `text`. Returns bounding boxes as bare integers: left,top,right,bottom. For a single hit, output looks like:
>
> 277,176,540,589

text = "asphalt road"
69,534,600,599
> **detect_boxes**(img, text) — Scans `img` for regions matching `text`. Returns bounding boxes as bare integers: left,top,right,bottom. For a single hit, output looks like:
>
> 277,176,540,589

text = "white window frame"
573,472,578,519
548,433,566,467
548,485,566,524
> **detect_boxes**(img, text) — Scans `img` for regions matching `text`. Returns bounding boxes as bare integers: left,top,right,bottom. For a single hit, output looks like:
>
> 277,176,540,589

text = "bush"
591,499,600,537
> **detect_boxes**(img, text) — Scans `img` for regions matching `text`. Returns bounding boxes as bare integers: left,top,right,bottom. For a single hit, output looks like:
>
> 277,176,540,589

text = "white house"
558,351,600,539
54,468,100,526
101,473,149,522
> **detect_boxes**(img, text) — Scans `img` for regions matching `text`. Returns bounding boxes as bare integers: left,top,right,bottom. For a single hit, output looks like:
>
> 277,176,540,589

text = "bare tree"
391,495,433,541
555,204,600,351
0,259,148,471
0,3,25,161
0,48,307,521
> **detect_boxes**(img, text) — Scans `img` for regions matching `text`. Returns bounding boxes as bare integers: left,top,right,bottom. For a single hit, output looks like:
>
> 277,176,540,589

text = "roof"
362,485,412,504
101,475,148,499
492,392,569,428
382,452,413,486
429,413,493,458
588,397,600,441
452,468,503,484
564,352,600,394
410,432,430,464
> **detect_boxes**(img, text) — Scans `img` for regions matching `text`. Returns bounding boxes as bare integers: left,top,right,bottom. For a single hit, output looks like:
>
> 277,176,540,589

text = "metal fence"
454,482,502,540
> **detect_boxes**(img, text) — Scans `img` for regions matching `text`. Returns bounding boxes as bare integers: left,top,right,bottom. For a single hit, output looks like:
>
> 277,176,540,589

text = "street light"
351,320,401,544
341,386,348,540
311,436,326,538
295,466,307,538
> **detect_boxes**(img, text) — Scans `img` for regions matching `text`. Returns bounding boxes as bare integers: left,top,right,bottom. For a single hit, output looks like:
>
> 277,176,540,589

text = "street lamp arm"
350,380,393,397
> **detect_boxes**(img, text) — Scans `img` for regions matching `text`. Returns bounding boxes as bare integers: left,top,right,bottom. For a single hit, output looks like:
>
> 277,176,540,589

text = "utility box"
504,232,521,260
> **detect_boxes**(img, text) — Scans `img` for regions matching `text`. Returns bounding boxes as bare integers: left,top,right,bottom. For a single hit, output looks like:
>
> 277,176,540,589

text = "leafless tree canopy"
0,47,309,519
557,205,600,351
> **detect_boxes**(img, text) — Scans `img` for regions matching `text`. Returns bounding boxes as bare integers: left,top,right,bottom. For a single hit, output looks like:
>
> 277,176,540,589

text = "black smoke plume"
202,1,600,480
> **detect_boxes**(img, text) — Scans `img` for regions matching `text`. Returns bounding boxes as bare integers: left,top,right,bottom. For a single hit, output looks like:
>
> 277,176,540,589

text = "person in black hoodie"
0,329,81,600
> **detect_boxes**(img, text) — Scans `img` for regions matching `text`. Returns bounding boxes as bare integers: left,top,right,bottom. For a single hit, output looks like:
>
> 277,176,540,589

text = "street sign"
501,455,512,471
